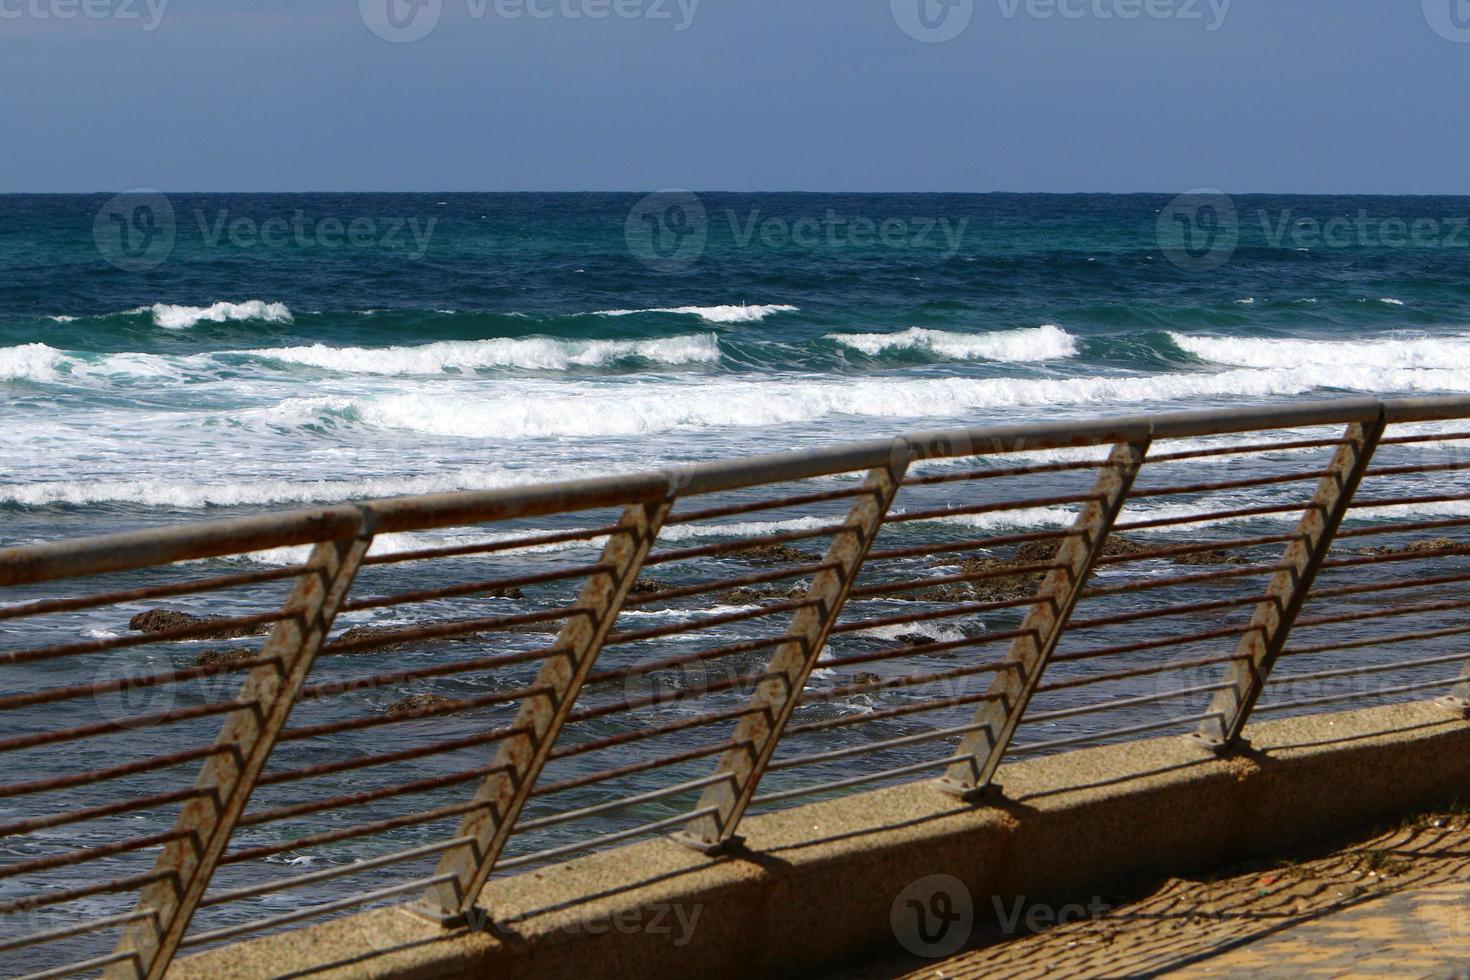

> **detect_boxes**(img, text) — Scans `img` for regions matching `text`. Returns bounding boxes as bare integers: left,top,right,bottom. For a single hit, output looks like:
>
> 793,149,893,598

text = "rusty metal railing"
4,396,1470,978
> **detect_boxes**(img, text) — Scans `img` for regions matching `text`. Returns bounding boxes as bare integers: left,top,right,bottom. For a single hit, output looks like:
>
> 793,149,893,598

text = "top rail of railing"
4,394,1470,980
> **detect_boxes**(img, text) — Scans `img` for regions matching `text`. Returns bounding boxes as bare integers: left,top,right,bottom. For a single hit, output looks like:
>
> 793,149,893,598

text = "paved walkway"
837,811,1470,978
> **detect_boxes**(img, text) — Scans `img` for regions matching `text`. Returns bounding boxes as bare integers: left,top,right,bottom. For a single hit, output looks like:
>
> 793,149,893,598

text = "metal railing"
3,396,1470,979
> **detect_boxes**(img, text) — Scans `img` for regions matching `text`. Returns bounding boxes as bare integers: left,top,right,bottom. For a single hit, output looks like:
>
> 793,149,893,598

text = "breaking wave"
593,304,798,324
825,324,1078,362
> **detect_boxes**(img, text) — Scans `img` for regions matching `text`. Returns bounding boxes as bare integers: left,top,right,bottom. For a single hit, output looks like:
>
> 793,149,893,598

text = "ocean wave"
900,495,1470,535
593,304,798,324
0,333,719,388
254,363,1470,441
244,334,720,375
150,301,294,330
0,343,69,382
0,343,183,383
1169,332,1470,371
209,515,836,566
825,324,1077,362
0,464,607,508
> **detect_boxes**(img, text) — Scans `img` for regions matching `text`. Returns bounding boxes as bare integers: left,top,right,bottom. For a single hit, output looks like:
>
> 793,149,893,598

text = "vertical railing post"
673,447,910,853
1195,414,1387,750
935,436,1150,801
109,520,373,980
415,493,673,925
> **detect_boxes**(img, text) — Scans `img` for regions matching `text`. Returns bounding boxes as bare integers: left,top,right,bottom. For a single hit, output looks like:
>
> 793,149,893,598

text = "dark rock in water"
194,648,258,668
864,573,1025,604
955,558,1045,602
732,543,816,565
384,693,461,717
1363,537,1461,557
1172,548,1250,566
494,620,564,635
723,583,810,604
629,578,673,596
893,632,934,646
484,586,526,599
851,672,882,686
1012,536,1150,563
335,624,420,652
1014,535,1246,567
1010,539,1065,564
128,608,271,640
332,621,510,652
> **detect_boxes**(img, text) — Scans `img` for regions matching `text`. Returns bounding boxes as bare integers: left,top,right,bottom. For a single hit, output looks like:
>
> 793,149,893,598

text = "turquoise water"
4,192,1470,971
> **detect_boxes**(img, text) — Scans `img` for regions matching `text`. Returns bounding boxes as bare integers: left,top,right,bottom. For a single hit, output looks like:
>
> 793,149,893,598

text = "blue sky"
1,0,1465,193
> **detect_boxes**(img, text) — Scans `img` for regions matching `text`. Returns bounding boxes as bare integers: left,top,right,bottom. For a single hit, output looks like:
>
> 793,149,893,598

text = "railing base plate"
1436,695,1470,720
669,831,744,856
1186,732,1252,757
931,777,1005,804
405,901,472,929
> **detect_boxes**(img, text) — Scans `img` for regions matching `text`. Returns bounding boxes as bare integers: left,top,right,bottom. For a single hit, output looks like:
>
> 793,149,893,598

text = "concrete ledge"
170,700,1470,979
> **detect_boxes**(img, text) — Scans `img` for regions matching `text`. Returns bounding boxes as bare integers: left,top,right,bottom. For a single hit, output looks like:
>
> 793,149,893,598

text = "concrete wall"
171,699,1470,979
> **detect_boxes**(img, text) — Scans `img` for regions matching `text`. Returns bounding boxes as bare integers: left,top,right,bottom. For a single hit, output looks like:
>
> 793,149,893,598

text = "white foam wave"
825,324,1078,362
218,525,613,567
659,516,836,541
854,622,971,644
594,304,798,324
1170,332,1470,371
245,334,719,375
271,362,1470,441
0,343,183,383
1379,298,1406,306
150,301,293,330
0,343,69,382
0,464,605,508
903,496,1470,535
